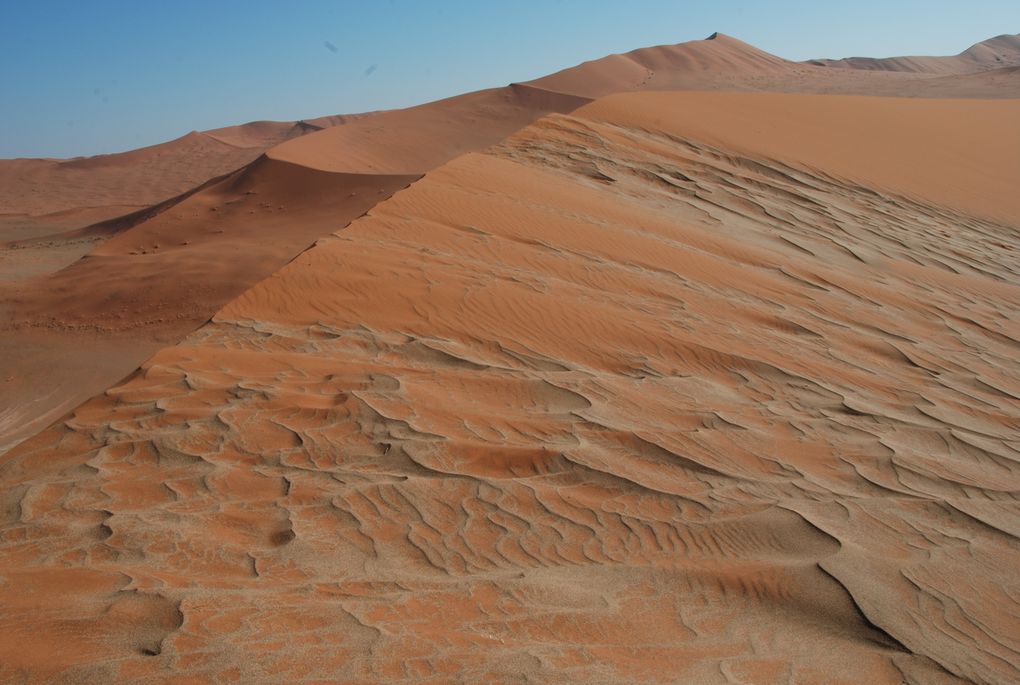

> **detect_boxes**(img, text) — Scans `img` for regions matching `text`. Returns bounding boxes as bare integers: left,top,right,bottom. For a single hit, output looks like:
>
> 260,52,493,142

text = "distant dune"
1,122,323,218
1,31,1019,685
807,33,1020,73
528,32,795,96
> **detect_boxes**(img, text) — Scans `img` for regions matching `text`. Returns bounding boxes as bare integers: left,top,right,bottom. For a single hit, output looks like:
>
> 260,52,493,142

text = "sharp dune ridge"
1,30,1019,684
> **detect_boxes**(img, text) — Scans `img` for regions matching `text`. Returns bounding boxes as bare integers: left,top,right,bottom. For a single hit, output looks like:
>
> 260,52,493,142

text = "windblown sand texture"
1,32,1019,684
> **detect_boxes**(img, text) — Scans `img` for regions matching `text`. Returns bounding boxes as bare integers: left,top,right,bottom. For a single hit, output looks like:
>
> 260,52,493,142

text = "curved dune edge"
266,83,593,174
1,90,1017,683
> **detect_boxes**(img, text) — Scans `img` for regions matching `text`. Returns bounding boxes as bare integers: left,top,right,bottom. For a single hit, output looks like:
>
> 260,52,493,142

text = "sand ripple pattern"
1,110,1018,684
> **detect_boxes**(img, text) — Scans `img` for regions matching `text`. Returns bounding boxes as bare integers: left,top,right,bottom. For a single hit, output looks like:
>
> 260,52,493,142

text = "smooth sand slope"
2,88,1017,683
581,91,1020,225
267,84,592,174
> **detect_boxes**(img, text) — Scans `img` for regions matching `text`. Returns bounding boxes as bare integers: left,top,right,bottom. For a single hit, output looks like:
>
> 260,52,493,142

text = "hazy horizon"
1,0,1018,158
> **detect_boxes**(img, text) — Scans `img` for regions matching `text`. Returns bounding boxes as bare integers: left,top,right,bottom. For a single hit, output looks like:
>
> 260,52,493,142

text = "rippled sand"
2,88,1017,683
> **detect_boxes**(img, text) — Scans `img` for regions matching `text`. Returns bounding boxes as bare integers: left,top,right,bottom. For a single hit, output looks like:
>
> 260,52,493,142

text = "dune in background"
0,116,371,217
528,32,1020,97
1,31,1019,684
0,114,371,293
808,33,1020,74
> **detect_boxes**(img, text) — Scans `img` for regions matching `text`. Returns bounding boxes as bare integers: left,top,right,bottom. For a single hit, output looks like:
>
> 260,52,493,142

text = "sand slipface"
2,32,1020,685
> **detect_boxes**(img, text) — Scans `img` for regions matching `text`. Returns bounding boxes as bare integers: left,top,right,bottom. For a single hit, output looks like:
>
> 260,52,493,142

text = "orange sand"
1,31,1019,684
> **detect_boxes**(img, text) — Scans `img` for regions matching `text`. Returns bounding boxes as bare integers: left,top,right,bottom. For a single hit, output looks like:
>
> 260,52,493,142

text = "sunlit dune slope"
2,90,1017,683
580,91,1020,224
266,31,1020,177
267,83,592,174
528,32,794,96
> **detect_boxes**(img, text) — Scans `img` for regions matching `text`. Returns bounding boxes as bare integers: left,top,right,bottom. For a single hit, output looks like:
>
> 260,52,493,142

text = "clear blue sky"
1,0,1017,158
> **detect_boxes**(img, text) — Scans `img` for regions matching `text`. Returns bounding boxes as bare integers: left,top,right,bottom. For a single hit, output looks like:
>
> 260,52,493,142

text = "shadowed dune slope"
0,116,358,292
2,91,1016,683
4,157,418,335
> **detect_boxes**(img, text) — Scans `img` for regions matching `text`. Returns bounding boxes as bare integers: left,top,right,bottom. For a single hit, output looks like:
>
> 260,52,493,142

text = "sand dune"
268,84,592,174
3,31,1013,226
1,126,305,219
0,116,351,300
2,31,1019,684
0,157,418,452
3,84,1018,682
0,62,599,455
882,64,1020,98
264,31,1020,176
529,32,1020,98
808,33,1020,74
581,92,1020,224
529,32,795,96
0,114,375,287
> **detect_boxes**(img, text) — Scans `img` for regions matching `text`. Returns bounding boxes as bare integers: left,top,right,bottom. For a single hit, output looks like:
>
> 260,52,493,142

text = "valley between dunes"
1,33,1019,684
